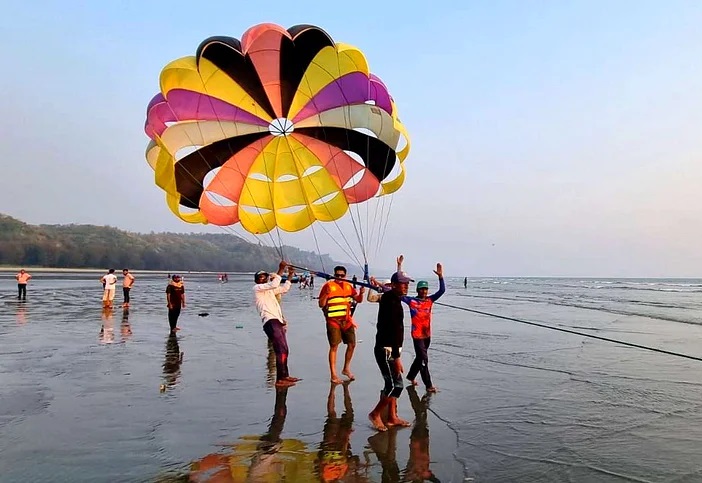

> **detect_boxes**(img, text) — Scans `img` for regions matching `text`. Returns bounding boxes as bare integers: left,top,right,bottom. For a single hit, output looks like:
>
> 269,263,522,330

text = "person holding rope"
254,261,301,388
318,266,365,384
368,269,414,432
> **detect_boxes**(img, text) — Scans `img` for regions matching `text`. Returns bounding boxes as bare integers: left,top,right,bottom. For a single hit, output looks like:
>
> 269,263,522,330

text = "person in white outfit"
101,269,118,308
253,261,301,387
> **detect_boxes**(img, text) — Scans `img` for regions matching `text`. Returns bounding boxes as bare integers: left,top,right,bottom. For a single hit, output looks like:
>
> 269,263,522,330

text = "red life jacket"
409,297,434,339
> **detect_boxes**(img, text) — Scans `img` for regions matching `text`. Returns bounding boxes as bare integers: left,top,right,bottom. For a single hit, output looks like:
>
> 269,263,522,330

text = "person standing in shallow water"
318,265,365,384
166,274,185,333
368,269,414,432
399,261,445,392
254,261,301,388
122,269,135,307
100,269,118,308
15,269,31,300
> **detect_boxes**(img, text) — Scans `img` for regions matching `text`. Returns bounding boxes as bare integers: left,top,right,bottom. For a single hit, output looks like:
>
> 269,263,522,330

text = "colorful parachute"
145,23,410,235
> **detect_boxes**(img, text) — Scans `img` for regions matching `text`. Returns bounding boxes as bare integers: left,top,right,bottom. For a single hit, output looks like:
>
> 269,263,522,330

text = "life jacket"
408,297,434,339
324,281,355,329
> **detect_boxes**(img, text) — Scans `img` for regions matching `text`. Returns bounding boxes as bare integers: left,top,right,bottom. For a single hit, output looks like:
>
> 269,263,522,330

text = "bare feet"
275,379,297,387
368,412,387,431
407,378,418,386
330,376,343,384
342,369,355,381
386,417,411,427
427,386,438,393
284,377,302,382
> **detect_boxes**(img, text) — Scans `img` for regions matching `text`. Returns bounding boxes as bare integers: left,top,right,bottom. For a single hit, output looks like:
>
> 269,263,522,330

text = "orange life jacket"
324,281,355,329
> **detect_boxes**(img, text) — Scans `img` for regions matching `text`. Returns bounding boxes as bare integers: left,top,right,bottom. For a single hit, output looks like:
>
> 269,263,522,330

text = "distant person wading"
15,269,32,301
166,275,186,333
100,269,118,308
122,269,135,307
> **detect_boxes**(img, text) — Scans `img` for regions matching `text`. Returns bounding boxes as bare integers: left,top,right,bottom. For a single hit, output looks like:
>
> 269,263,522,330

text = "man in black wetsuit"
368,269,414,432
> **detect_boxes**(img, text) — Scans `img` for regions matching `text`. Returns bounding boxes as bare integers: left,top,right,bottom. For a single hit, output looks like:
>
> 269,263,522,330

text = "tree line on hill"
0,214,350,273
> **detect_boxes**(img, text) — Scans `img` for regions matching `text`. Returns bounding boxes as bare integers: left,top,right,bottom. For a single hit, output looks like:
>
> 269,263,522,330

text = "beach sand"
2,271,702,482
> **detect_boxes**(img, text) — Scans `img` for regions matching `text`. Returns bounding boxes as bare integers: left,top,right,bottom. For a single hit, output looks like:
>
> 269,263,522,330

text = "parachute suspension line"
281,133,363,269
309,224,327,274
435,301,702,363
375,191,396,260
194,71,284,259
368,146,395,261
314,221,364,270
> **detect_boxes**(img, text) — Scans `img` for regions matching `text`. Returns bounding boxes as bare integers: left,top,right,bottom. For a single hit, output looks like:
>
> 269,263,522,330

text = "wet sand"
0,271,462,482
2,272,702,482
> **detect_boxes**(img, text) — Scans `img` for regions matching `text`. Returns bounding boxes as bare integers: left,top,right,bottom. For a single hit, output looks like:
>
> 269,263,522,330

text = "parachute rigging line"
435,301,702,363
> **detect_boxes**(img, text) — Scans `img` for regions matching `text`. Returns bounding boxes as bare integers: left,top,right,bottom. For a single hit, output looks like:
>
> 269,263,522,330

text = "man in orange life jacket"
318,265,365,384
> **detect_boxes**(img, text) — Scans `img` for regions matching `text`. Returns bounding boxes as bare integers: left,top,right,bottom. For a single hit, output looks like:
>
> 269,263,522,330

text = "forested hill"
0,214,347,272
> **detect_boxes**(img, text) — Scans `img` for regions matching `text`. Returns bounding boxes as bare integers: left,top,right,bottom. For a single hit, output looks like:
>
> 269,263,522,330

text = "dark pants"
123,287,131,304
17,284,27,300
263,319,289,381
168,306,181,330
374,346,403,398
407,337,432,388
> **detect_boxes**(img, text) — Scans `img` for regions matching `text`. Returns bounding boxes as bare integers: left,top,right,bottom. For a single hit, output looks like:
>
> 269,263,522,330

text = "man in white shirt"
254,261,301,387
101,268,118,308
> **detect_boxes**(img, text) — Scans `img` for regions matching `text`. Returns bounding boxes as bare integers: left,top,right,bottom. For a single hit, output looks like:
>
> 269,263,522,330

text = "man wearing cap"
367,255,405,303
403,263,445,392
254,261,301,387
318,266,365,384
368,269,414,431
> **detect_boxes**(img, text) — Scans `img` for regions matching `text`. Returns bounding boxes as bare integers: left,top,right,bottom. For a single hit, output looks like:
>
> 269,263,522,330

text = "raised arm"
430,263,445,301
274,266,295,295
253,261,288,293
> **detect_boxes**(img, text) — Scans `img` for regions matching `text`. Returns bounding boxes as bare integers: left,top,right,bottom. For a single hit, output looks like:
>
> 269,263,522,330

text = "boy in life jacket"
402,263,445,393
318,265,365,384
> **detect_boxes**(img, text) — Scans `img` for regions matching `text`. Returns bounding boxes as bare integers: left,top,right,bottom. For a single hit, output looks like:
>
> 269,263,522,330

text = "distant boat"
281,275,300,283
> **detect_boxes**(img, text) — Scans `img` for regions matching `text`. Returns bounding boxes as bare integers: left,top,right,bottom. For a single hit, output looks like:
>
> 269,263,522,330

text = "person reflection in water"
161,333,183,391
120,307,132,341
365,386,440,483
315,382,367,482
190,387,295,482
404,385,439,482
99,306,115,344
15,303,27,325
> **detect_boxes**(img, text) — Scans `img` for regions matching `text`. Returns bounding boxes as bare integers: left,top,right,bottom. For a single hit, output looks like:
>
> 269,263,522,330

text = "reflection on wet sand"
189,386,317,482
120,307,132,341
15,302,27,325
316,382,368,482
184,383,440,482
161,333,183,392
365,386,439,483
404,386,439,483
99,306,114,344
266,340,276,388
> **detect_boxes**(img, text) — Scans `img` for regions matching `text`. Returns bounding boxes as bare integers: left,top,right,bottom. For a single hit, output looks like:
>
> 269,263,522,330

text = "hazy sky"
2,0,702,277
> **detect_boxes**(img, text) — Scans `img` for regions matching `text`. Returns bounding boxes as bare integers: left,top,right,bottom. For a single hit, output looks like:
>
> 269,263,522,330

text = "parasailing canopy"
144,23,410,268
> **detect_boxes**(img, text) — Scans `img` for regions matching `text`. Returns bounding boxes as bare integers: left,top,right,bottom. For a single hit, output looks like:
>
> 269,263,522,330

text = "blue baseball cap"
391,271,414,284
